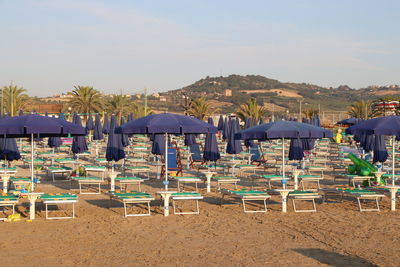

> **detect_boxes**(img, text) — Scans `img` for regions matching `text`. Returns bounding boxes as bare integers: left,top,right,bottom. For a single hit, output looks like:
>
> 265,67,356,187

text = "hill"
148,75,400,114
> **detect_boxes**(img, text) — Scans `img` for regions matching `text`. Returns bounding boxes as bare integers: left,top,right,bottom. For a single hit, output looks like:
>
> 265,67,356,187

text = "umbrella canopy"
106,115,126,162
337,117,360,126
226,119,242,154
373,135,388,163
203,131,220,162
151,134,165,155
116,113,217,135
103,115,110,134
120,116,130,147
235,120,332,140
217,115,224,131
288,138,304,160
86,113,94,130
72,114,88,154
93,114,104,140
0,136,21,161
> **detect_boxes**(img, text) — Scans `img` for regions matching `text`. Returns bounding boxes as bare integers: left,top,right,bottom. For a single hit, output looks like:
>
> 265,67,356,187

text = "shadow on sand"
293,248,377,267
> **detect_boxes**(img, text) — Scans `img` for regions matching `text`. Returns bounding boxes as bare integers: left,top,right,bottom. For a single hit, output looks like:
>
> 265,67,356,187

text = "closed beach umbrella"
86,113,94,131
222,117,229,140
203,130,220,162
244,117,254,148
226,119,242,155
0,136,21,162
93,114,104,140
217,115,224,131
151,134,165,155
373,135,388,163
288,138,304,160
106,115,125,162
103,115,110,134
120,116,130,147
184,134,197,146
72,114,88,154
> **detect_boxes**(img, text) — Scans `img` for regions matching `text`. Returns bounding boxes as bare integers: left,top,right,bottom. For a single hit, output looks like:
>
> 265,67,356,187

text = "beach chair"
172,176,202,192
108,191,154,217
115,176,144,191
83,165,107,179
220,189,271,213
46,166,72,182
0,193,19,220
171,192,203,215
213,176,240,190
123,166,150,180
39,193,78,220
250,144,266,165
320,187,385,212
288,190,322,212
160,148,183,177
70,176,104,194
189,144,203,167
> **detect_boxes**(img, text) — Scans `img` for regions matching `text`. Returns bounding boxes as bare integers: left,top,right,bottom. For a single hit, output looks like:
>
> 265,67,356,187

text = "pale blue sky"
0,0,399,96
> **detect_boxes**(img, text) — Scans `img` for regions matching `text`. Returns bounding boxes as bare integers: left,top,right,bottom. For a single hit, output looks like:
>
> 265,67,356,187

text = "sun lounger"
39,193,78,219
124,166,150,180
83,165,107,179
0,193,19,220
71,176,104,194
0,167,17,175
320,188,385,212
171,192,203,215
342,174,374,187
220,189,271,213
46,166,73,182
213,176,240,190
288,190,322,212
10,177,31,191
108,191,154,217
259,174,286,189
115,176,144,191
298,175,323,191
172,176,202,192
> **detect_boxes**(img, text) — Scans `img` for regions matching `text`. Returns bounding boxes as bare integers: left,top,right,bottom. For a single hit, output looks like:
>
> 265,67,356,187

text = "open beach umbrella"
86,113,94,131
72,114,88,154
103,115,110,134
106,115,125,163
120,116,130,147
0,114,85,188
346,116,400,185
116,113,217,190
337,117,360,126
373,135,388,164
288,138,304,160
235,120,332,178
93,114,104,141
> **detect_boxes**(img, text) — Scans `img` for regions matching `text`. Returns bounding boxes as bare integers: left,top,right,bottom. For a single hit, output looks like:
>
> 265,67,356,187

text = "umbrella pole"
393,136,395,186
165,132,168,191
31,133,34,191
282,137,285,179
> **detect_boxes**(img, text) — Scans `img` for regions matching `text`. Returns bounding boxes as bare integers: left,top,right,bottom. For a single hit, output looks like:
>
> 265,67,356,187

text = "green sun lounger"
40,193,78,219
108,191,154,217
171,192,204,215
115,176,144,191
220,189,271,213
0,193,19,220
71,176,104,194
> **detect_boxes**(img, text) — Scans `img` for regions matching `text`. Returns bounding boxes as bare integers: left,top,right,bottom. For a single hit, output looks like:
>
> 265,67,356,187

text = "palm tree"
187,97,213,120
105,94,134,120
1,84,29,116
67,86,103,116
235,98,267,123
132,103,152,118
348,100,378,119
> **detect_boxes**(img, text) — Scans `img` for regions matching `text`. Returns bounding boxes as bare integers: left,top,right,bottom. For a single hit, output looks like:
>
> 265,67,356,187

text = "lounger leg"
46,203,49,219
172,200,176,215
292,199,296,212
72,203,75,218
124,202,127,217
147,201,151,216
138,183,141,192
196,200,199,214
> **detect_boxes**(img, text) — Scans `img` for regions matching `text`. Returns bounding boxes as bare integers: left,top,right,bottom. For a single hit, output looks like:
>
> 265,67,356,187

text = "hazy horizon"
1,0,399,97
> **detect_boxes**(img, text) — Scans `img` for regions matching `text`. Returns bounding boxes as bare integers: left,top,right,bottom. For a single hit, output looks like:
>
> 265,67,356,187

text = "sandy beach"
1,167,399,267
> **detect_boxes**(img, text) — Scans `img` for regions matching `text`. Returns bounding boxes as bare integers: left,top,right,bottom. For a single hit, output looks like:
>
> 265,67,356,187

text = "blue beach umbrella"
120,116,130,147
93,114,104,141
203,131,220,162
222,117,229,140
0,114,86,187
301,138,315,151
72,114,88,154
0,136,21,162
244,117,254,148
184,134,197,146
86,113,94,131
373,135,388,163
106,115,126,162
288,138,304,160
116,113,217,191
48,116,62,148
151,134,165,155
217,115,224,131
103,115,110,134
337,117,360,126
226,119,242,155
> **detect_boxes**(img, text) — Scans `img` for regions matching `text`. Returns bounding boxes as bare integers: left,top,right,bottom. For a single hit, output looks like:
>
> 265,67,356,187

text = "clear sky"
0,0,399,96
